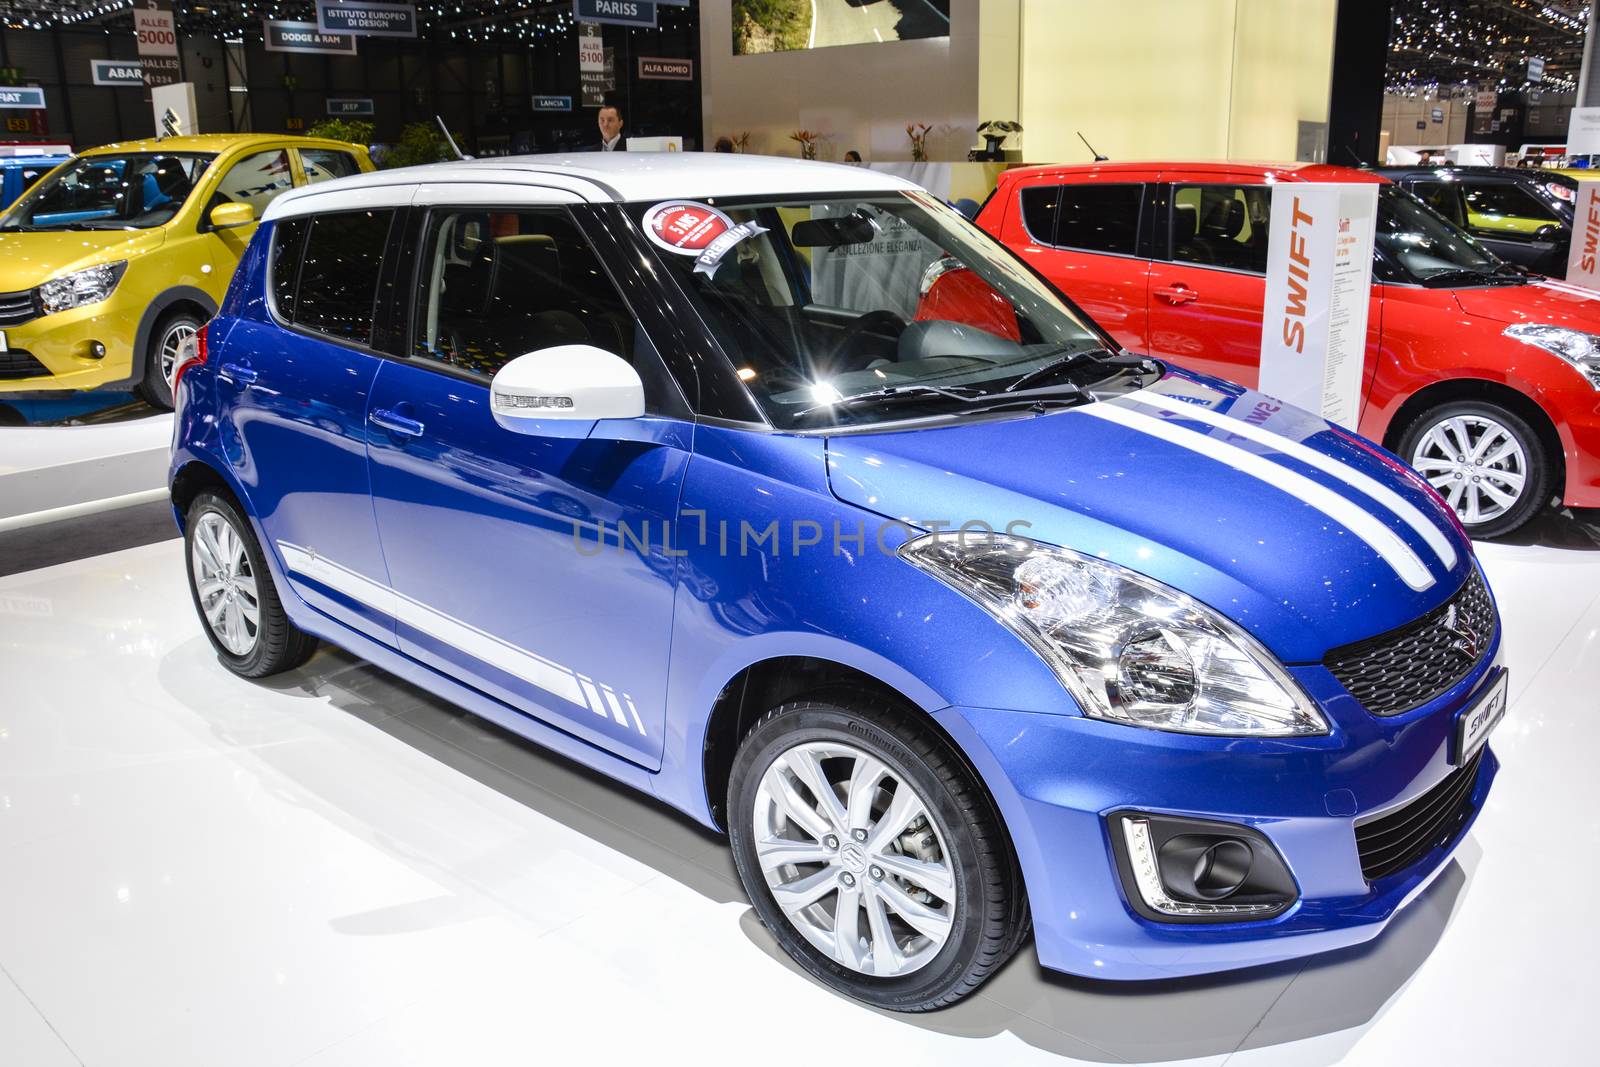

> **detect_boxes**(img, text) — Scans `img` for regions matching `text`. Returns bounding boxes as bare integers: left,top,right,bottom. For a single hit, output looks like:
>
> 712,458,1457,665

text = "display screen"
732,0,951,55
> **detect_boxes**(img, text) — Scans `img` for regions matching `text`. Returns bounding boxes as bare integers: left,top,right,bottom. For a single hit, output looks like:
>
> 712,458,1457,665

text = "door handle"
369,408,425,439
218,362,258,385
1154,284,1199,305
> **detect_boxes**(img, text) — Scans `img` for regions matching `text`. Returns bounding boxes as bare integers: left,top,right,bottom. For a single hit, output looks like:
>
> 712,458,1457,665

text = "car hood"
825,373,1474,663
1451,278,1600,327
0,229,164,291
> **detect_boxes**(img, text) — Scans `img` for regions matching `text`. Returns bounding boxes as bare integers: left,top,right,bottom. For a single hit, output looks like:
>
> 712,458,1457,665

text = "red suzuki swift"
968,162,1600,537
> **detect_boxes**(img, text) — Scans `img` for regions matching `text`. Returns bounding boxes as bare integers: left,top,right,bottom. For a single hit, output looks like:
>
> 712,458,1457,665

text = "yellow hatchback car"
0,133,373,407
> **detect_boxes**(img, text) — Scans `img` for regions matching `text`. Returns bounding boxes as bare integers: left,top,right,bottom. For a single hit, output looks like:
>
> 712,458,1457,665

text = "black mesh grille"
1355,749,1484,882
0,349,49,380
0,290,36,327
1325,570,1495,716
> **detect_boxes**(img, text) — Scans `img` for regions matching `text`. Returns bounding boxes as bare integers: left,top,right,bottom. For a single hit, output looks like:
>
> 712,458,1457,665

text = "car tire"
141,310,204,410
184,490,317,678
727,692,1027,1012
1399,399,1551,539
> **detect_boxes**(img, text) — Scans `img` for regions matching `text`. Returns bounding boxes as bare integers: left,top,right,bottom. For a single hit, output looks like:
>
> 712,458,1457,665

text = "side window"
1410,181,1467,227
1170,184,1273,274
270,216,311,320
413,208,636,379
212,149,295,219
1019,185,1060,244
293,210,394,344
301,149,360,186
1055,184,1143,255
1461,181,1561,238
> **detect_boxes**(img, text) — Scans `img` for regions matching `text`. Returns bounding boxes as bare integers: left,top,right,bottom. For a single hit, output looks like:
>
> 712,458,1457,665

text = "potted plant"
732,131,752,154
906,122,932,163
789,129,819,161
977,119,1023,159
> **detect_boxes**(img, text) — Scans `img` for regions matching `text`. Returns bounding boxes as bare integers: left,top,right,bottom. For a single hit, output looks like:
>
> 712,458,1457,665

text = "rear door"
998,179,1152,352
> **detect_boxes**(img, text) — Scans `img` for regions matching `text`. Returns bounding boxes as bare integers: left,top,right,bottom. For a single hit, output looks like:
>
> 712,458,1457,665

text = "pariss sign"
1259,183,1379,429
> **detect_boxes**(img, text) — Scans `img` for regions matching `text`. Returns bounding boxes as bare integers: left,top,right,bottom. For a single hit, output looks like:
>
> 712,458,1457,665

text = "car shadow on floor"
1482,505,1600,549
213,642,1472,1065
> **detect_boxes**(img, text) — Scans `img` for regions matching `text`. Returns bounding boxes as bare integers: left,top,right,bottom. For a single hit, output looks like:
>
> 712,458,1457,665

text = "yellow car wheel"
142,311,203,409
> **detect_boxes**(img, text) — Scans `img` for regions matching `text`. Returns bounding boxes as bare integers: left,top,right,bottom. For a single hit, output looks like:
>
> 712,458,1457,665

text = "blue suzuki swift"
168,154,1505,1011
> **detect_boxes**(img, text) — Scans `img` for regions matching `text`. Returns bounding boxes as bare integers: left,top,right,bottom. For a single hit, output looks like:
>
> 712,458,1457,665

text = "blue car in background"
0,154,67,210
167,155,1505,1011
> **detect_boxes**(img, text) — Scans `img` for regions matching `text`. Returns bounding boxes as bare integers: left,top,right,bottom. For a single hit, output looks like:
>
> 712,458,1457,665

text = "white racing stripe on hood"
1122,390,1457,570
1081,403,1436,591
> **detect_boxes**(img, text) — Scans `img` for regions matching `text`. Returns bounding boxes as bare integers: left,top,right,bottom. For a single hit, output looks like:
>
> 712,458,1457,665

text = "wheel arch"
133,287,218,381
1381,376,1566,496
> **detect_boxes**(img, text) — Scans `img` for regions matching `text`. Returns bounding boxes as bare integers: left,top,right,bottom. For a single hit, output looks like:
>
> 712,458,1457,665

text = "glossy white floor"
1,517,1596,1067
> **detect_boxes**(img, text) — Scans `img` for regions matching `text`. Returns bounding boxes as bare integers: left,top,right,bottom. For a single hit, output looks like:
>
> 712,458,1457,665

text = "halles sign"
1258,183,1379,429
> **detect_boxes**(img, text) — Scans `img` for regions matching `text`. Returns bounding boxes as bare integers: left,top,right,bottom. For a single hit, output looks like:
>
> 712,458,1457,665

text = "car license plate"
1455,670,1507,764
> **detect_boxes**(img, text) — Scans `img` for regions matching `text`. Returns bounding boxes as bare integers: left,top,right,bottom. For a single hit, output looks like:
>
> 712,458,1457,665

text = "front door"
364,199,691,768
200,147,299,301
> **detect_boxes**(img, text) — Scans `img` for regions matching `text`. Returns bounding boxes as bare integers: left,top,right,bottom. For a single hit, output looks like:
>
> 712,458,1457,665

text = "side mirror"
209,203,255,230
490,344,644,436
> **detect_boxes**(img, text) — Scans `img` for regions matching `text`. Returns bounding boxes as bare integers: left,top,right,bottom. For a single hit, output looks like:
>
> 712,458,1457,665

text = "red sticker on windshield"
642,200,734,255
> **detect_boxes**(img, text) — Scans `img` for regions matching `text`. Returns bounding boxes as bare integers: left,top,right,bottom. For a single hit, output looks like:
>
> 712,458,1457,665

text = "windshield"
1,152,216,231
1374,184,1511,286
629,191,1127,430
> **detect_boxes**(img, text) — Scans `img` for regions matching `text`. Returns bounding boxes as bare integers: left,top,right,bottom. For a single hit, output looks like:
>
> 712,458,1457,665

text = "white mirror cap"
490,344,645,422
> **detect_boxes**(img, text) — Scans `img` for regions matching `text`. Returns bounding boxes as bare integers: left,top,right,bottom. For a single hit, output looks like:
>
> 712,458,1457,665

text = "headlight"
37,261,127,315
1504,323,1600,389
899,533,1328,736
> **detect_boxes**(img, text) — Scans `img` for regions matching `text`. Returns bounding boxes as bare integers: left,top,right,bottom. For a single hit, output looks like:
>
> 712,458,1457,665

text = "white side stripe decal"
276,542,648,735
1081,403,1436,591
1122,391,1457,570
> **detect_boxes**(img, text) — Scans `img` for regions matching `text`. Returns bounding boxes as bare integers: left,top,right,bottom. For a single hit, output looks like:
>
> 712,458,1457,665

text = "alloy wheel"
1410,414,1528,526
160,320,198,387
752,741,956,977
191,511,260,656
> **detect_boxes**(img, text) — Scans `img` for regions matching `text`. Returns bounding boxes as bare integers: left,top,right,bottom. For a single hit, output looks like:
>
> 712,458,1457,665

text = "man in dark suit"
594,104,627,152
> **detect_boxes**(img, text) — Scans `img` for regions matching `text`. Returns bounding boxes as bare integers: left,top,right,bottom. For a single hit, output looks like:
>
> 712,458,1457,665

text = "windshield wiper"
1420,267,1526,288
1002,347,1114,392
795,383,988,419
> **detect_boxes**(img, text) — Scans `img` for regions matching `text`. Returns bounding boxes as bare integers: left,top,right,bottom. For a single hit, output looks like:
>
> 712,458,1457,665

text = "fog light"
88,341,106,360
1111,813,1298,923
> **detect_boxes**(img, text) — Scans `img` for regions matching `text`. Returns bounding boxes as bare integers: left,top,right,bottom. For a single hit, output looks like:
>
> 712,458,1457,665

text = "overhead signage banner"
532,94,573,111
91,60,146,87
134,0,182,87
316,0,418,38
1528,56,1545,83
0,86,46,109
578,24,614,108
264,20,358,55
1258,183,1379,429
1565,181,1600,291
638,56,692,81
327,97,375,116
573,0,657,28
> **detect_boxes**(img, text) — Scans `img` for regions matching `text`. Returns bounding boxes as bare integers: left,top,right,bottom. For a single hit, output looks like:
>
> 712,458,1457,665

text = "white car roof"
263,152,921,222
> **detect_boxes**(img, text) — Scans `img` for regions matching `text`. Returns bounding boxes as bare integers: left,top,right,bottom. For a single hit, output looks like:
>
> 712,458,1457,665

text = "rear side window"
1410,181,1467,227
279,209,394,345
1019,185,1060,244
270,216,310,320
1170,184,1273,274
301,149,360,186
1055,184,1143,255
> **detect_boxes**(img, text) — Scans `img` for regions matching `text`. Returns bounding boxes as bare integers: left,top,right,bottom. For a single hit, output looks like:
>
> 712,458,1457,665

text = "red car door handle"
1155,285,1198,305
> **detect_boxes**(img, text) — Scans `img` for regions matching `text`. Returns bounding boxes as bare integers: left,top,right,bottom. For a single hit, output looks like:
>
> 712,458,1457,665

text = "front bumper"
0,298,140,392
935,650,1502,981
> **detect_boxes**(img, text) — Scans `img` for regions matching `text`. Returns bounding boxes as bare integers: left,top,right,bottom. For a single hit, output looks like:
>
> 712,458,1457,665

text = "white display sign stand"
1565,180,1600,290
1569,107,1600,157
1259,183,1378,429
626,136,682,153
151,82,198,137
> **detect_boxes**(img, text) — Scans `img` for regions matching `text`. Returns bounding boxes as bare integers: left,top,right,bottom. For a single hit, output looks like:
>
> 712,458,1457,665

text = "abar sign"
532,95,573,111
91,60,145,87
316,0,417,38
327,97,374,116
638,56,692,81
1259,183,1379,429
0,86,45,109
264,20,358,55
573,0,657,28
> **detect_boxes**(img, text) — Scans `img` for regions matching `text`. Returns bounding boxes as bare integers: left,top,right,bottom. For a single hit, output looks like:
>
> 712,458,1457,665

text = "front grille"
0,349,49,380
1356,749,1484,882
0,289,36,327
1325,569,1495,716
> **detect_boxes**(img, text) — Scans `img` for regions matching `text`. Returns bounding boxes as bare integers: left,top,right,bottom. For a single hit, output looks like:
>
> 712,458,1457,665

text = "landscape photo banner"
732,0,950,55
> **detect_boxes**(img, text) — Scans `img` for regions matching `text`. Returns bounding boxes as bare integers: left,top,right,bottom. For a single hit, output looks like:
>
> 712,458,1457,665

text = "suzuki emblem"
1441,604,1481,662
